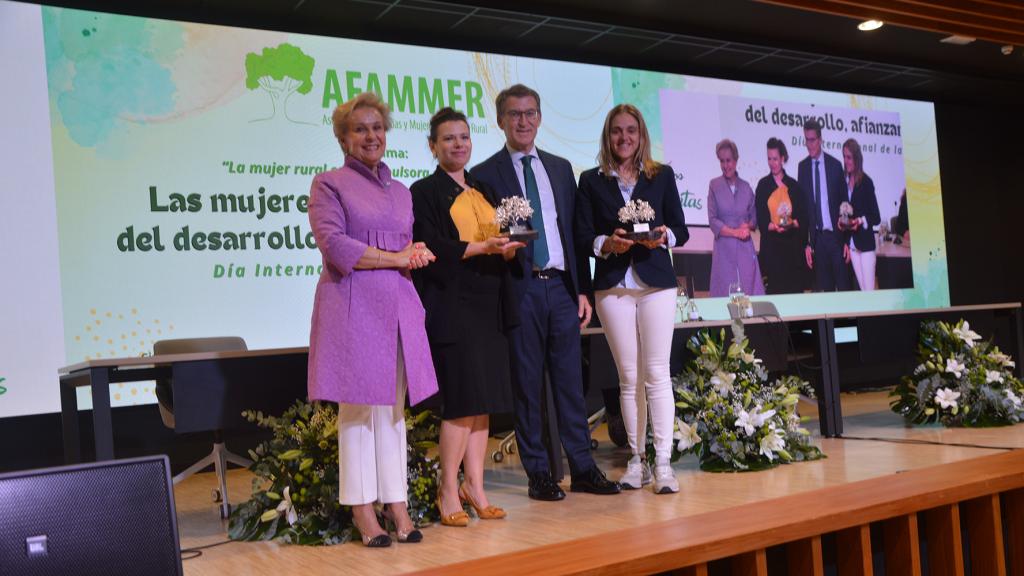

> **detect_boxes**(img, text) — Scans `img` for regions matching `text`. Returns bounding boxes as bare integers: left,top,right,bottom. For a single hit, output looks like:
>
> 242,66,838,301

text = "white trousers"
850,248,877,291
595,287,677,460
338,340,408,506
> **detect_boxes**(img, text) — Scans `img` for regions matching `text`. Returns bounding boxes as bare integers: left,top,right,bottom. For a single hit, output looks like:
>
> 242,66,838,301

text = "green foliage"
890,319,1023,427
228,401,440,545
669,323,824,472
244,43,315,94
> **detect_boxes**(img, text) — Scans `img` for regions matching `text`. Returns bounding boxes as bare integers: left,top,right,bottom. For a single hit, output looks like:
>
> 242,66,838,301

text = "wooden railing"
407,450,1024,575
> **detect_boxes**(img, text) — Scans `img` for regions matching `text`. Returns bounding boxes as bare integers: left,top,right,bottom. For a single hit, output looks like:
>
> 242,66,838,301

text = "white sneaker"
653,459,679,494
619,455,653,490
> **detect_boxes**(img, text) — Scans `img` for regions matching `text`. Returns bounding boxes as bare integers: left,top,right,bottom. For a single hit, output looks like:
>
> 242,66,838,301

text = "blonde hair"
715,138,738,161
598,104,660,180
331,92,392,150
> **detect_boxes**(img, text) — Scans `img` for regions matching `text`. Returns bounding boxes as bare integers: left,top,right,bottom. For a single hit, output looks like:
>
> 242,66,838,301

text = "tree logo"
245,43,316,124
0,377,6,396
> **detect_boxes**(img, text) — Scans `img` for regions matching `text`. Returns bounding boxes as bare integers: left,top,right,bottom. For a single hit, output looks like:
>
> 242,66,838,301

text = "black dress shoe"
527,471,566,501
570,466,621,495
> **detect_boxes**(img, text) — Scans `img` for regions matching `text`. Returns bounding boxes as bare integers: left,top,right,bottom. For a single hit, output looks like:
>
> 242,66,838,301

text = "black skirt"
430,257,514,419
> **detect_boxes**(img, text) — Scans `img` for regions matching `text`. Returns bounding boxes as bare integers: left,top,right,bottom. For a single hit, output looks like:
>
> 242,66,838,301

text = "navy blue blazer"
575,164,688,291
848,174,881,252
470,147,592,299
797,151,846,247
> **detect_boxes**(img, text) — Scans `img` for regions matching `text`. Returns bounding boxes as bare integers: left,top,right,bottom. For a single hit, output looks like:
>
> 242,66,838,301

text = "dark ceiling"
39,0,1024,104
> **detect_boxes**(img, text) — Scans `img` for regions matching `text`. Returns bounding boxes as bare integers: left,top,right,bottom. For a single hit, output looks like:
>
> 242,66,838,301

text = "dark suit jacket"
797,151,846,247
848,173,881,252
410,167,519,344
470,147,592,300
575,164,688,291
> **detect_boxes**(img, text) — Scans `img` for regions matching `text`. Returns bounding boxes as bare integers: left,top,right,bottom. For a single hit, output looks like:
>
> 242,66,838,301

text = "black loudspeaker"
0,455,182,576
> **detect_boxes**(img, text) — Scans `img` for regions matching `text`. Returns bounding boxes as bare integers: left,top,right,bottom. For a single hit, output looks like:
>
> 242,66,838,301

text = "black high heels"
382,504,423,544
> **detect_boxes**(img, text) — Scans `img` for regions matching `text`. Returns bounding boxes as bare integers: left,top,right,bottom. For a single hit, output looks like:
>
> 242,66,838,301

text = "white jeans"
595,287,677,460
850,248,877,291
338,340,408,506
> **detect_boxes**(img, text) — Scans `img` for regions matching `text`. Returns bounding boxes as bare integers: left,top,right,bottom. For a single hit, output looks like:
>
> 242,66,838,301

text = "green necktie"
521,155,549,269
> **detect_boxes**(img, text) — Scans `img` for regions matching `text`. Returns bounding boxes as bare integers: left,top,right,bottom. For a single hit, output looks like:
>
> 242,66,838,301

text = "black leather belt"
532,268,563,280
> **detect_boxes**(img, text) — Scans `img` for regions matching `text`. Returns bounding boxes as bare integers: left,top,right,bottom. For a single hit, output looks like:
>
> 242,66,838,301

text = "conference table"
59,304,1022,463
59,347,308,463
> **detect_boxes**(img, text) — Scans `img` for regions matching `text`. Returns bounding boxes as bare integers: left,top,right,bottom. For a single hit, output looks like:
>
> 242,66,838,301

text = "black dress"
755,172,809,295
411,168,518,419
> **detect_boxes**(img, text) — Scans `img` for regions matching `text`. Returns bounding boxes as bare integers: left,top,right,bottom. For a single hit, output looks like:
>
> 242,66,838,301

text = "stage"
174,390,1024,575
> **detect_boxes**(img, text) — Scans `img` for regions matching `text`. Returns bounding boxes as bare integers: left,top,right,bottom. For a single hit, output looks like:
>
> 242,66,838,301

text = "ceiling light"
857,20,884,31
1001,45,1014,55
940,35,976,45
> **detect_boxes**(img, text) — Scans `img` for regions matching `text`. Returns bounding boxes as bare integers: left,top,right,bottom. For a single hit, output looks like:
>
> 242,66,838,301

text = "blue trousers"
509,274,595,476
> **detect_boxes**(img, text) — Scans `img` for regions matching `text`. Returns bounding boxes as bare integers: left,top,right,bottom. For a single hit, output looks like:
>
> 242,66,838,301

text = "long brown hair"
843,138,864,187
598,104,660,180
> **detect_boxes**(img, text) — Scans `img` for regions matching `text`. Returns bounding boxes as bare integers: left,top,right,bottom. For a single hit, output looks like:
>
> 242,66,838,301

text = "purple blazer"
307,157,438,406
708,174,764,297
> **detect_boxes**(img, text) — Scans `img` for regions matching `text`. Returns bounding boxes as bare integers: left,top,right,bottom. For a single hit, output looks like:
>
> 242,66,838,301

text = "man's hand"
805,245,814,269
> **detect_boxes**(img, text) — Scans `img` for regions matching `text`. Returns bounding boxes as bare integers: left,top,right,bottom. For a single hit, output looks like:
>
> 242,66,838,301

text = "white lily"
945,358,966,379
1006,389,1022,408
985,370,1004,384
934,387,961,410
735,405,776,437
710,371,736,395
674,419,701,451
952,321,981,348
991,351,1016,369
276,485,299,525
759,425,786,461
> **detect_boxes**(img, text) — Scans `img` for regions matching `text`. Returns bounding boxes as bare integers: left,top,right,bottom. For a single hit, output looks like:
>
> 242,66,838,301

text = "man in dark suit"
798,118,851,291
471,84,620,501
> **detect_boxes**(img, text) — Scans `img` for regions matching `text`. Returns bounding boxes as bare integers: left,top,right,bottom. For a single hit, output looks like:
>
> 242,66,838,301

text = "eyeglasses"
504,109,539,122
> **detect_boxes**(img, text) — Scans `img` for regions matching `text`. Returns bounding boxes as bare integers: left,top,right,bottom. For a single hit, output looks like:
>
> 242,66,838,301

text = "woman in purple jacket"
708,139,764,297
307,92,439,547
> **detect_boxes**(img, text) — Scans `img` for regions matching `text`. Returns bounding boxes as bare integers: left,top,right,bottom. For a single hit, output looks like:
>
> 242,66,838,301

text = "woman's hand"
637,225,668,249
397,242,436,269
601,229,635,255
466,236,526,259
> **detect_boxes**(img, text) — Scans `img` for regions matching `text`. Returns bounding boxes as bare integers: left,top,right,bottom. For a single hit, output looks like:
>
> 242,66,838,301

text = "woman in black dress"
411,107,523,527
755,137,808,294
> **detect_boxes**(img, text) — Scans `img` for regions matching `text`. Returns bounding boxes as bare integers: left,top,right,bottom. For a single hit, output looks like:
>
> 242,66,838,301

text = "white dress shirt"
507,145,566,272
811,153,832,232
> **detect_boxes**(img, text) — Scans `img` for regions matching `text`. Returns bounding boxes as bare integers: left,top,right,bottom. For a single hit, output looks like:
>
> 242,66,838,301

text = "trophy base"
500,229,539,243
621,230,662,241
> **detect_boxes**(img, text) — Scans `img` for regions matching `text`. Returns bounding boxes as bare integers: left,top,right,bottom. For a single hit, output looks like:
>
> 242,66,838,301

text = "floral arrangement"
668,321,824,472
228,401,440,545
890,319,1023,427
494,196,534,230
617,199,656,224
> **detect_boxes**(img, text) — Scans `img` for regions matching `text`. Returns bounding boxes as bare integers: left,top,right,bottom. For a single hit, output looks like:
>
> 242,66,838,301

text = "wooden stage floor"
175,390,1024,575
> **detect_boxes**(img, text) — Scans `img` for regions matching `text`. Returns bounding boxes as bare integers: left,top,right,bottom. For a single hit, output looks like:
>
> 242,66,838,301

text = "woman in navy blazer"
576,104,688,494
841,138,881,291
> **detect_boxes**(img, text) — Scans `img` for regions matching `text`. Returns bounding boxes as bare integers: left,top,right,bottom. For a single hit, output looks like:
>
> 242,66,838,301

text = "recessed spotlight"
940,35,976,45
858,20,884,31
1001,45,1014,55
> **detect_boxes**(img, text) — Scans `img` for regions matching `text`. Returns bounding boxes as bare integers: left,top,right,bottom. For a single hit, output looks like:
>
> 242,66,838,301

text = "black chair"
153,337,251,518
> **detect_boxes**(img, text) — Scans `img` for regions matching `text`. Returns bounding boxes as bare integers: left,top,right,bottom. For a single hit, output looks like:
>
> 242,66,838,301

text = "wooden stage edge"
177,392,1024,575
